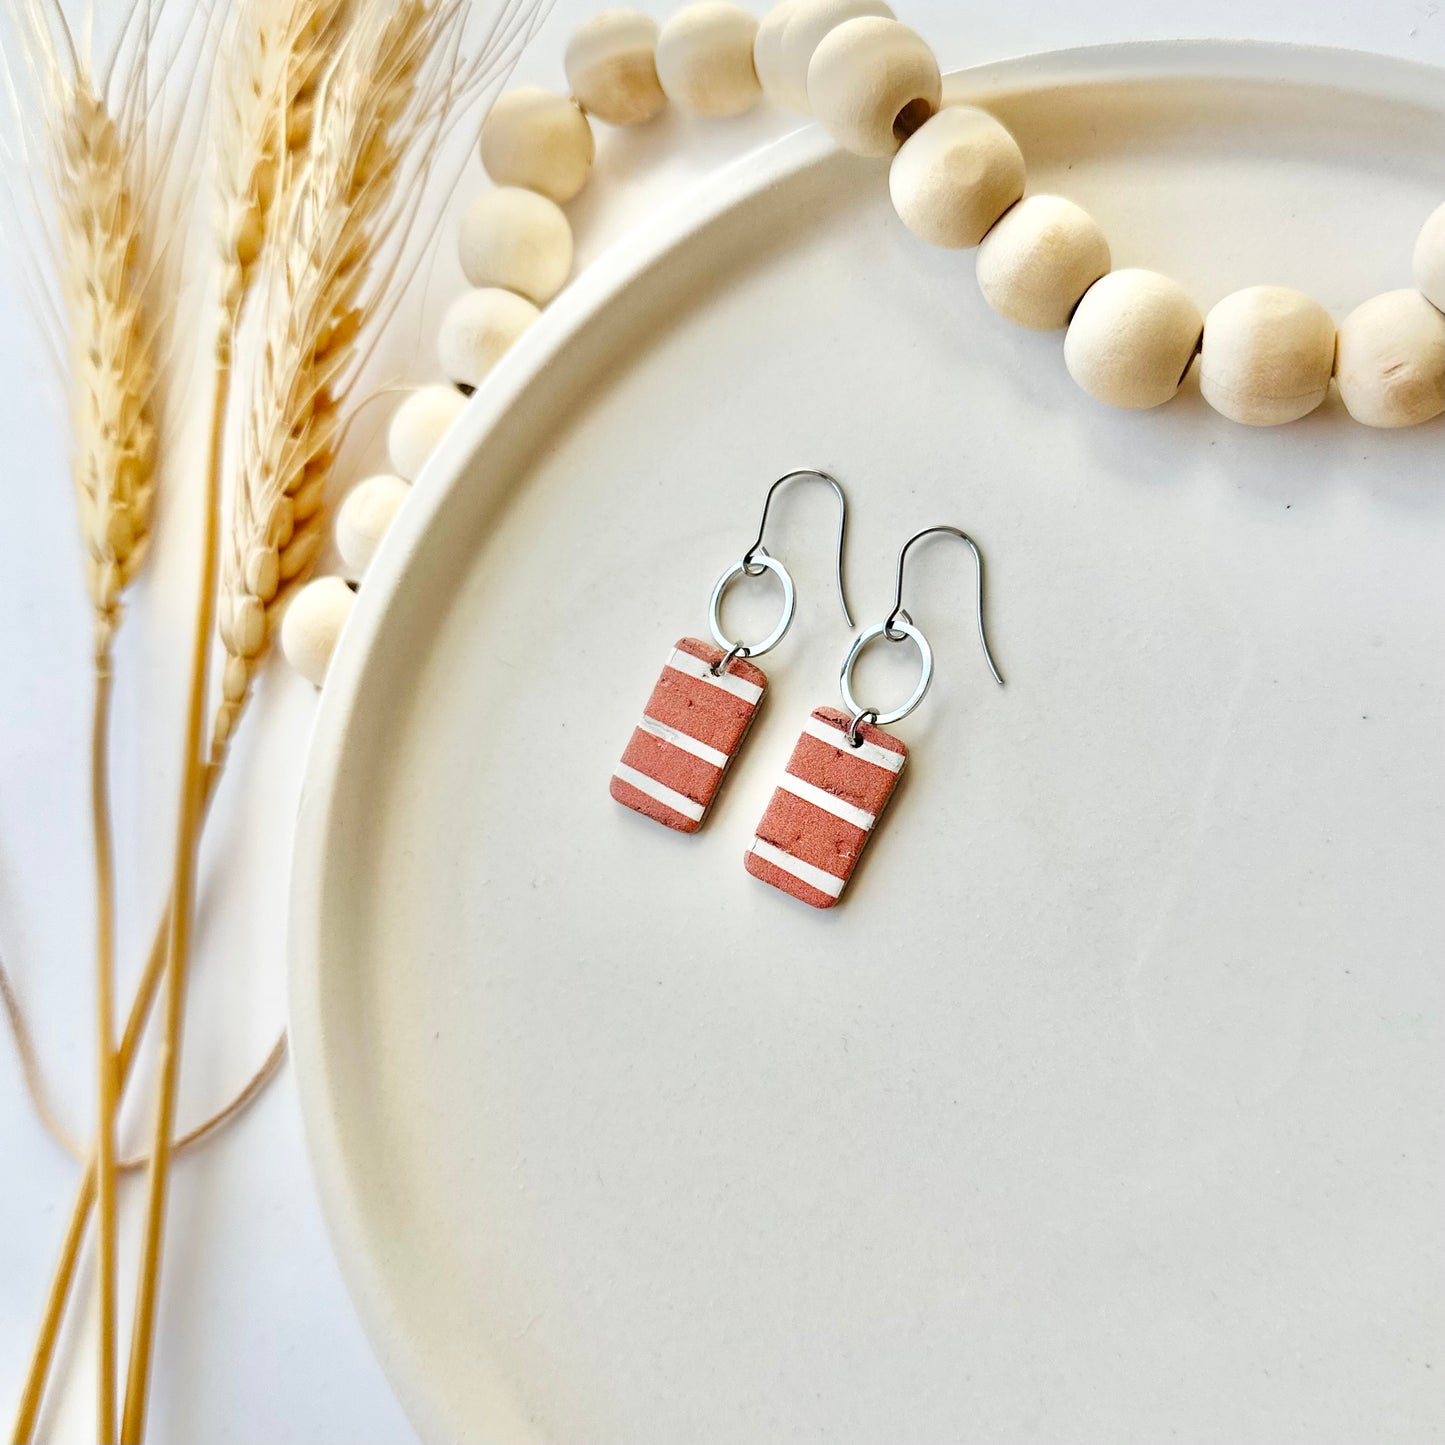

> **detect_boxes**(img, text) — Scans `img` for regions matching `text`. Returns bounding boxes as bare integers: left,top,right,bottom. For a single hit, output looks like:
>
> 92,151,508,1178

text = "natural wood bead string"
806,15,941,156
889,105,1024,248
387,385,467,478
477,87,596,203
656,1,764,116
279,576,357,687
1414,202,1445,311
564,9,668,125
1335,289,1445,428
976,194,1111,330
457,186,574,303
281,0,1444,684
437,287,542,389
1199,285,1337,426
336,475,411,577
1064,269,1203,410
766,0,895,113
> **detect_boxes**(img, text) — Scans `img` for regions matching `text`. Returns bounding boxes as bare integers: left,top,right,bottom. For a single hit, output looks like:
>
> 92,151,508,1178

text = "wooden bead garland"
457,186,573,305
478,87,595,204
1335,289,1445,428
564,9,668,126
806,15,939,157
280,577,356,688
1064,269,1203,410
1413,201,1445,313
387,385,467,479
750,0,798,105
336,476,412,577
437,287,541,390
656,2,763,117
284,0,1444,692
768,0,893,113
976,194,1111,330
1199,285,1336,426
889,105,1024,248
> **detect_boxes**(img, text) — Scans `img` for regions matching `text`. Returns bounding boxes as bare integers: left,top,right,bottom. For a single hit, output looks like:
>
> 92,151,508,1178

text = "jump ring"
839,619,934,727
708,552,796,659
710,642,751,677
846,708,879,747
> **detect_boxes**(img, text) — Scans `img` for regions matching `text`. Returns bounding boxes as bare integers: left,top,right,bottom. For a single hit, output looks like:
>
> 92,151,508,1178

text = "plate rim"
287,40,1445,1443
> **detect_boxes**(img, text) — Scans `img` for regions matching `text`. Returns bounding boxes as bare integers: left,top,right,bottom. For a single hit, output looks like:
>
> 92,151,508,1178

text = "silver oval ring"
708,552,796,659
839,619,933,727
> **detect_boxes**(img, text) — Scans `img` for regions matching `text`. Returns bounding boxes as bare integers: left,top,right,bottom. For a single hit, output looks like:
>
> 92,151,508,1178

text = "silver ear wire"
884,525,1003,687
838,524,1004,742
740,469,854,630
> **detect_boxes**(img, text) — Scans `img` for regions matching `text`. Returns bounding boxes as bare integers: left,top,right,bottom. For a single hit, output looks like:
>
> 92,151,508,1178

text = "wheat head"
52,73,155,651
9,0,215,651
213,0,348,317
212,0,466,753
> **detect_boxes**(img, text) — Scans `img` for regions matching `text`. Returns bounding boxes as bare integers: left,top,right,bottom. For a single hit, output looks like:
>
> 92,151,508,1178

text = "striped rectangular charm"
745,706,907,908
610,638,768,833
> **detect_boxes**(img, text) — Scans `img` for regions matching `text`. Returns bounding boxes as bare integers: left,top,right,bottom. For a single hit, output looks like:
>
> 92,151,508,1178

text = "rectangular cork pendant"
610,638,768,833
745,706,907,908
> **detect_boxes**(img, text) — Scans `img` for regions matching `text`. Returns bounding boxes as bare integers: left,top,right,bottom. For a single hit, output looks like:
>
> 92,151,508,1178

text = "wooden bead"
1199,286,1336,426
387,385,466,479
807,16,938,157
437,287,540,390
280,576,355,688
656,2,761,117
457,186,572,305
1413,201,1445,312
478,88,594,204
1064,269,1203,410
752,0,798,106
564,9,666,126
1335,288,1445,428
975,195,1110,330
768,0,892,113
336,474,410,577
888,106,1024,249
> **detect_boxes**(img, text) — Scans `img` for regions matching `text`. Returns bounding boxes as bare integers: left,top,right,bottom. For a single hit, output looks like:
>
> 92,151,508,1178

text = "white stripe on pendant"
748,838,845,899
666,647,764,705
613,764,706,822
802,714,904,774
776,773,876,831
637,714,729,769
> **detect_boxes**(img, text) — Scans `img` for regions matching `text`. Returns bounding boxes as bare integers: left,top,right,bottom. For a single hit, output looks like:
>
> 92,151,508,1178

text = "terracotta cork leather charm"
611,638,768,832
745,706,906,907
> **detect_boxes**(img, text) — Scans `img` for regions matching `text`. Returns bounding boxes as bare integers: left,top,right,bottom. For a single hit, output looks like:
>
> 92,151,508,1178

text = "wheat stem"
34,53,159,1445
119,317,229,1445
8,758,217,1445
89,629,120,1445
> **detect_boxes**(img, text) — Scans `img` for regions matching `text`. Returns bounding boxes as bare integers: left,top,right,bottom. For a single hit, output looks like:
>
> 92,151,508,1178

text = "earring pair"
609,470,1004,909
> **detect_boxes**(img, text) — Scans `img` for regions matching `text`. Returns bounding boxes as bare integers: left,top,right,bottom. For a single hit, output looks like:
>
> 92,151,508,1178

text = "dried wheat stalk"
60,80,150,1445
6,0,549,1435
214,0,469,754
124,4,489,1436
6,0,319,1435
117,1,353,1438
8,5,164,1436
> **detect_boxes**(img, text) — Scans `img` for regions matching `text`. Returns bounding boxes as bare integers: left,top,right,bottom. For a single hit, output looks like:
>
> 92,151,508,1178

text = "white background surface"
1,3,1441,1443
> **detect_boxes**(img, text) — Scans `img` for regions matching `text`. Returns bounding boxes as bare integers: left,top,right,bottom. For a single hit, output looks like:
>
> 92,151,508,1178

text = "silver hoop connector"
839,619,934,728
708,552,796,660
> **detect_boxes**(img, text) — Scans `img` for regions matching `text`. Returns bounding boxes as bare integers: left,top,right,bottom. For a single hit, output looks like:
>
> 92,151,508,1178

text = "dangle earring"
745,525,1004,908
610,470,854,834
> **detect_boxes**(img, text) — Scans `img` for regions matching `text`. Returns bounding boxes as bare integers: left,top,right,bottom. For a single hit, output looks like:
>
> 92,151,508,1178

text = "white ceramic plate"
290,43,1445,1445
